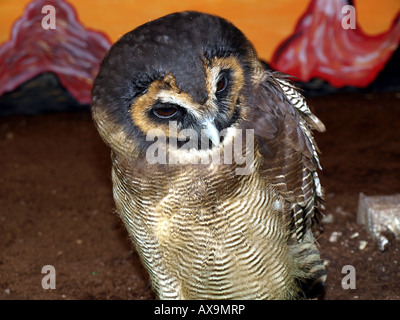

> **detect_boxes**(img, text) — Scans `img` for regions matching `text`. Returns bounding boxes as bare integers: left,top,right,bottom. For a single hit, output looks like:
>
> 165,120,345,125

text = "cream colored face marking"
131,56,246,144
155,89,203,120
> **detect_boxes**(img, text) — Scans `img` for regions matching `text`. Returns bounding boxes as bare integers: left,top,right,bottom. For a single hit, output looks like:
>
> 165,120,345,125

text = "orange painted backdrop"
1,0,399,62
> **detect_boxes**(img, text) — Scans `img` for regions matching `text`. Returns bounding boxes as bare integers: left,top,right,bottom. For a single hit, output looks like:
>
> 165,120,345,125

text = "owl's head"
92,11,263,161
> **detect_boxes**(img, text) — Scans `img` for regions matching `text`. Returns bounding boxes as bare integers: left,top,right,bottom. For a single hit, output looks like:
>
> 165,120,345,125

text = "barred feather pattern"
277,80,325,242
276,78,325,172
111,148,322,299
254,75,326,243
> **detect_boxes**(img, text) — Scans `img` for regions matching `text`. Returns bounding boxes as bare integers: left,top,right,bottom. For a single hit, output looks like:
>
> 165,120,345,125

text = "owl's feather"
248,71,324,242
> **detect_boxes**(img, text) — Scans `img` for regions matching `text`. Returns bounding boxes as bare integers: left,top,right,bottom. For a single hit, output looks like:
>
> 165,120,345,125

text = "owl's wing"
249,70,325,242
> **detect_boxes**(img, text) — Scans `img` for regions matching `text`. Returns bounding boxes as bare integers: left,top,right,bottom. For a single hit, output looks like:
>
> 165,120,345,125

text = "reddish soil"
0,91,399,300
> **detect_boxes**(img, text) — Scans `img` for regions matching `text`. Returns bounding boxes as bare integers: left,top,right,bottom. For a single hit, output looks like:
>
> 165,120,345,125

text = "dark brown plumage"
91,11,326,299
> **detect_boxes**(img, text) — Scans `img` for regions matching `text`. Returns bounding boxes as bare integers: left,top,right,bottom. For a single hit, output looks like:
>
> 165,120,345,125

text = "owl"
91,11,327,300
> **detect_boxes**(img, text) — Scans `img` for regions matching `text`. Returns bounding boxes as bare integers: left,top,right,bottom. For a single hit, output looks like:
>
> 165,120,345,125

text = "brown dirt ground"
0,91,399,300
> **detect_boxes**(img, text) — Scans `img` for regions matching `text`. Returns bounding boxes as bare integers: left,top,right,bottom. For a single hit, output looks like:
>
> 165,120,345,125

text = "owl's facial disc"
130,56,245,151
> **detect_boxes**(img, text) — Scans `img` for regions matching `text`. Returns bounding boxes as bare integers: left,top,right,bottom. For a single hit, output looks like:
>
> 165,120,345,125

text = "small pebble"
329,231,342,242
359,240,368,250
321,213,334,224
4,289,10,295
350,232,359,239
76,239,83,245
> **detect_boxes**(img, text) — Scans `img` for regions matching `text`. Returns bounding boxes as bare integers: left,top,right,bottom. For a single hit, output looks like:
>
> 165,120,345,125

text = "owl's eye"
216,75,227,93
153,105,178,119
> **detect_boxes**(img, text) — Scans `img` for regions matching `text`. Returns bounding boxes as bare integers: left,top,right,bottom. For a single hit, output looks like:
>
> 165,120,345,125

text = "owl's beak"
201,119,220,147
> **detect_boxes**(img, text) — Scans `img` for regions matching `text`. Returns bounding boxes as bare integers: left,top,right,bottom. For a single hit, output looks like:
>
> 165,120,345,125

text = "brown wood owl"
91,11,326,299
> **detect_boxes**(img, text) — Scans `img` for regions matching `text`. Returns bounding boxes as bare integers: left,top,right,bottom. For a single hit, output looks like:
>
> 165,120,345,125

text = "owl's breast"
112,158,294,299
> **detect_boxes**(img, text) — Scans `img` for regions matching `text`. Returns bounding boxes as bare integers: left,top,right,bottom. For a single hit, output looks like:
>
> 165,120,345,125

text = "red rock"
0,0,111,105
270,0,400,88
